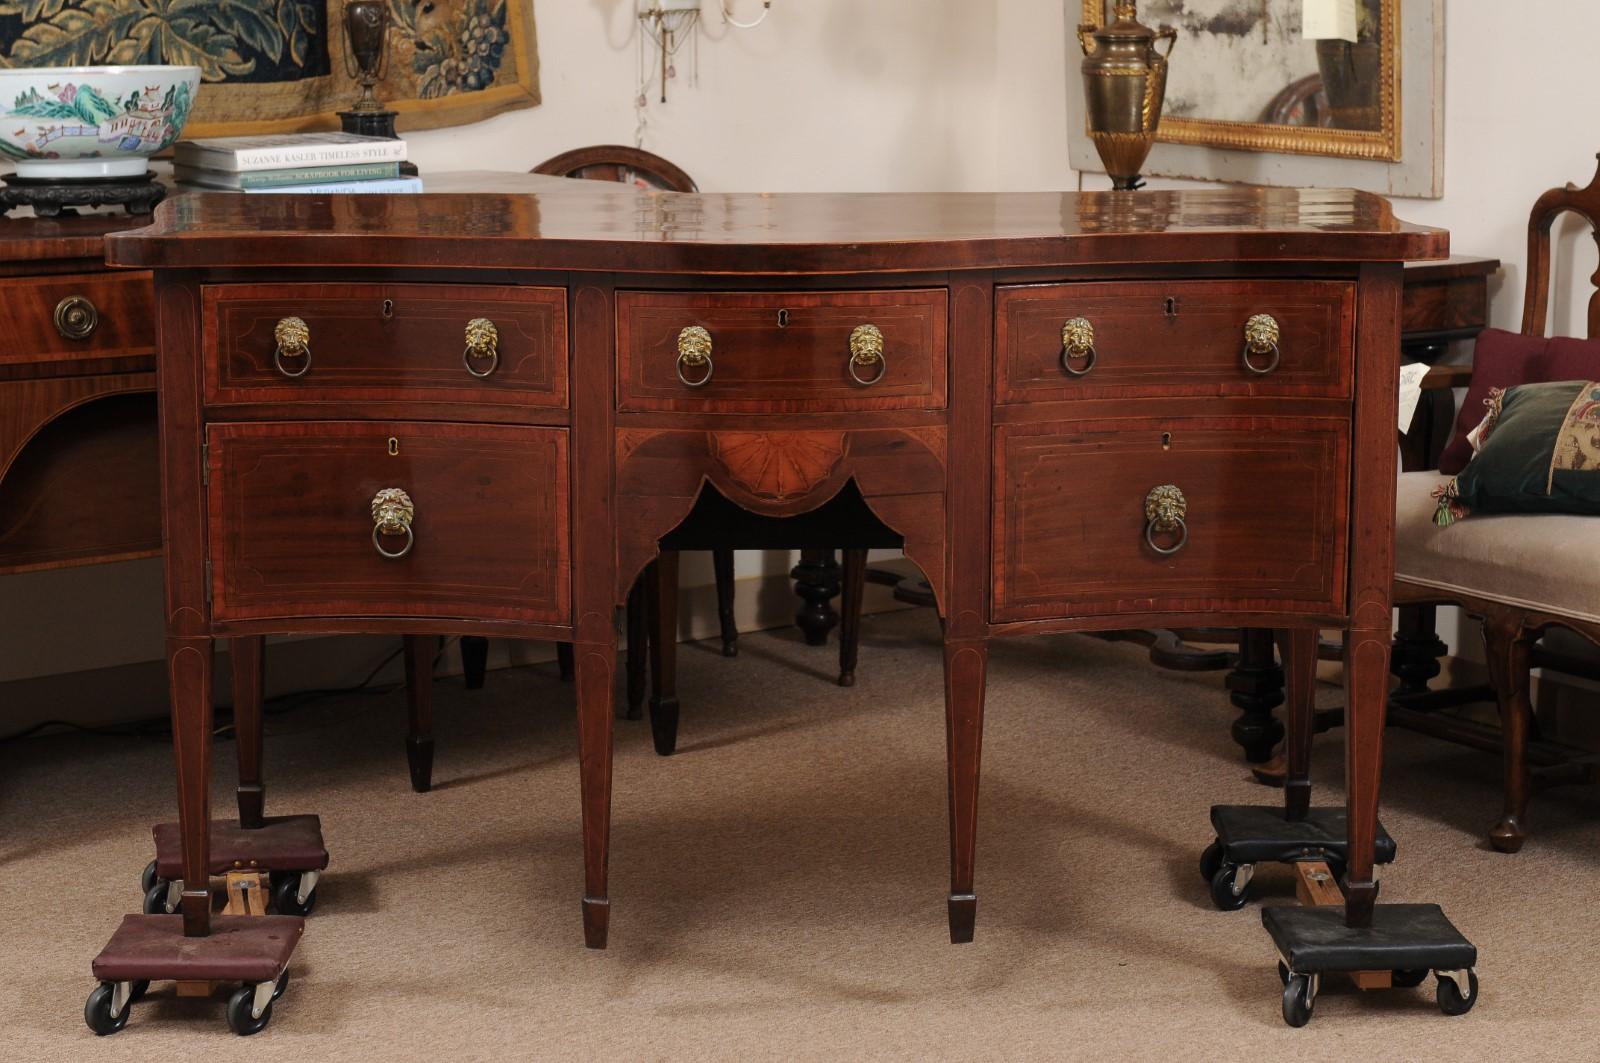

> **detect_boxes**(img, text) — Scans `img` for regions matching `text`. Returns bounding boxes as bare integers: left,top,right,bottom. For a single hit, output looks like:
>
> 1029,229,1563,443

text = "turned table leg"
574,638,616,949
231,636,266,829
791,548,841,647
943,637,987,944
169,636,215,937
1229,628,1285,763
403,635,435,794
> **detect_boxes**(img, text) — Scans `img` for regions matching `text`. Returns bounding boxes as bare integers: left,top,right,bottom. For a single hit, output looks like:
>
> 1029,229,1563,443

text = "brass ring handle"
371,487,415,560
1143,484,1188,556
1060,317,1097,376
53,295,99,340
273,316,311,379
1242,313,1282,375
463,317,499,378
676,325,713,388
848,323,887,386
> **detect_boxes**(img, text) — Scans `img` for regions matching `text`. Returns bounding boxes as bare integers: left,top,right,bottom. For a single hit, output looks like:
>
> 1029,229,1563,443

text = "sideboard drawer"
995,280,1354,402
992,418,1349,622
207,422,570,625
0,271,153,367
617,289,947,412
203,283,567,407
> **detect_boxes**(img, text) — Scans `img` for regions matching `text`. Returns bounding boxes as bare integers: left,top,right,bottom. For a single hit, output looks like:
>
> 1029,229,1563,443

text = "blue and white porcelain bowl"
0,65,201,179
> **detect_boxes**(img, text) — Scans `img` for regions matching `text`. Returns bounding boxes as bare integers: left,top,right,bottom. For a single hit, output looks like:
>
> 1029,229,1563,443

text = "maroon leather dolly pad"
92,914,303,983
152,815,328,878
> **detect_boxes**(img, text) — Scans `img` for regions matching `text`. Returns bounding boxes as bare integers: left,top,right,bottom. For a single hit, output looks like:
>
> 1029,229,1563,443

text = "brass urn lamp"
1077,1,1177,191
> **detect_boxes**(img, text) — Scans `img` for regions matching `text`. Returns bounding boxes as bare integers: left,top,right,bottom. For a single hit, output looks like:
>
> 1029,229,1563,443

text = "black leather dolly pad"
152,815,328,878
1262,904,1477,974
92,914,303,983
1212,805,1398,865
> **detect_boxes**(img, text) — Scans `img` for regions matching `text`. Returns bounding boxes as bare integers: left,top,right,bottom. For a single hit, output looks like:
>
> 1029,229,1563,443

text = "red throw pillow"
1437,328,1600,474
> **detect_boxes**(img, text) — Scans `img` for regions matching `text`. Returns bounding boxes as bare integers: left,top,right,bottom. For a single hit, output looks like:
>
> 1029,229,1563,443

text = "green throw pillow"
1434,379,1600,525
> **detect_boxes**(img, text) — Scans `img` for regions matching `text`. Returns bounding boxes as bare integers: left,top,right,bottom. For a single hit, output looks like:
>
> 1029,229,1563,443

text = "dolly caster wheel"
1282,972,1316,1028
1209,859,1253,911
1199,839,1224,883
84,982,130,1036
139,859,159,894
1436,969,1478,1016
142,880,178,915
227,983,275,1036
272,872,317,917
1392,968,1429,988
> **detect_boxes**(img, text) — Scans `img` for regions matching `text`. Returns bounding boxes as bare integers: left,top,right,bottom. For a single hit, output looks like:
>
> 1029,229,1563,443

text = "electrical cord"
0,636,458,746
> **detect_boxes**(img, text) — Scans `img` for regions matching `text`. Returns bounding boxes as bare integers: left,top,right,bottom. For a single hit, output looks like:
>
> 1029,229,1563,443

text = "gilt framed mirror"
1066,0,1444,197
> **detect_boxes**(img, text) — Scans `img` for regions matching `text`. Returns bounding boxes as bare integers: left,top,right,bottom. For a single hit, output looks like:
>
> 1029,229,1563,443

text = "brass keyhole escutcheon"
1161,432,1172,450
382,299,394,320
1164,297,1177,318
777,308,790,328
388,437,400,456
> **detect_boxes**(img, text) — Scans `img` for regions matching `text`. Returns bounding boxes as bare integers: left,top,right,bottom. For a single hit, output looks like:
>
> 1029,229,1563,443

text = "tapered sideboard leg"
231,636,266,829
168,636,215,937
1278,628,1318,823
403,636,435,794
943,637,987,944
1341,627,1389,928
575,640,616,949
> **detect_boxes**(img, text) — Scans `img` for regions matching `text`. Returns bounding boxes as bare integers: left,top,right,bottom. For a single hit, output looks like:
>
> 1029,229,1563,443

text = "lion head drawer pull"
371,487,415,560
54,295,99,340
273,316,312,378
1060,317,1097,376
848,323,888,386
1143,484,1188,556
1242,313,1282,375
463,317,499,377
676,325,714,387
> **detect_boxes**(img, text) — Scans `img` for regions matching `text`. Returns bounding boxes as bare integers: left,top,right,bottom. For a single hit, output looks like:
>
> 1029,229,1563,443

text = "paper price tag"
1303,0,1358,42
1397,362,1430,432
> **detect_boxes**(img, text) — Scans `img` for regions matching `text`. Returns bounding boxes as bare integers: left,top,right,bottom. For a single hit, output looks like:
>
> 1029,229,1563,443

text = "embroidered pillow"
1434,379,1600,524
1437,330,1600,475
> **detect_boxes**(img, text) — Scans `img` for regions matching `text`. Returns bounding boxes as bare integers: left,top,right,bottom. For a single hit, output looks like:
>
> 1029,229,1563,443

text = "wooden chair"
1390,154,1600,852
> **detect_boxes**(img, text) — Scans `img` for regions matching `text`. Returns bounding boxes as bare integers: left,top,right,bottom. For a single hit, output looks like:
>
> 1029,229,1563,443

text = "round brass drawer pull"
371,487,415,560
1242,313,1282,375
273,316,311,378
1061,317,1097,376
463,317,499,378
848,323,887,386
1144,484,1188,556
54,295,99,340
676,325,713,387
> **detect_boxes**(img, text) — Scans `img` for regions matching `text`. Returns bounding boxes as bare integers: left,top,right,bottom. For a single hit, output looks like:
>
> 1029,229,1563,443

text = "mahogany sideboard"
104,180,1447,950
0,215,158,578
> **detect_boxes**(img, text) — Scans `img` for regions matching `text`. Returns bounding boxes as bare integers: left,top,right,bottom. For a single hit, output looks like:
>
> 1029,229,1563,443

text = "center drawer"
202,283,568,407
995,279,1354,402
992,417,1349,622
616,289,947,412
206,422,570,625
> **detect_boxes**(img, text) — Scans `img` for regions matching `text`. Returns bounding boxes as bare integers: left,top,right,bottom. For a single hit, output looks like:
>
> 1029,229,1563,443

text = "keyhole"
388,437,399,456
382,299,394,320
777,308,790,328
1164,297,1178,318
1161,432,1172,451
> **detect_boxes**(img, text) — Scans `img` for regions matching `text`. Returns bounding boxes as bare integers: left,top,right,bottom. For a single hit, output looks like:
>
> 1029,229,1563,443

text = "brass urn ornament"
1077,1,1177,191
338,0,399,139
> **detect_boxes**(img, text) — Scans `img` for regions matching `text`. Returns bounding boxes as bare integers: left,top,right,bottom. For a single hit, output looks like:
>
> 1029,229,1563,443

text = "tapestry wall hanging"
0,0,540,136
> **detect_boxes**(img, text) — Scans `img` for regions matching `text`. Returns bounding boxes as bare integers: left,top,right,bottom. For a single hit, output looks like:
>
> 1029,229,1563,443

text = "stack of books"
172,133,420,194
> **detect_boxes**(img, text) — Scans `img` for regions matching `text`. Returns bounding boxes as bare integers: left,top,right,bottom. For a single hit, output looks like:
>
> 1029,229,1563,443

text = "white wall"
7,0,1600,689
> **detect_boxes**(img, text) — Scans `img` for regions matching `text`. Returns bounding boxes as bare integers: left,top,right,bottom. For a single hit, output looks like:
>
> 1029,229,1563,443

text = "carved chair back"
532,145,698,194
1521,153,1600,340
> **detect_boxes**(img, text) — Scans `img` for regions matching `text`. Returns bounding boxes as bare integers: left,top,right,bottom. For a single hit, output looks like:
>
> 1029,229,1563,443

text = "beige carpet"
3,610,1598,1060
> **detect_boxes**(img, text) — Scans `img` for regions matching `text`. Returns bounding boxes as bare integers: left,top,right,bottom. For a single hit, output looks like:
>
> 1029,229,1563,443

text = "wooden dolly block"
1294,861,1390,990
175,870,270,995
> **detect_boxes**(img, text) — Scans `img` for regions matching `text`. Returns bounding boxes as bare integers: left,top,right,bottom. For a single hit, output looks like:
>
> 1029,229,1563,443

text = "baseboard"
0,560,923,737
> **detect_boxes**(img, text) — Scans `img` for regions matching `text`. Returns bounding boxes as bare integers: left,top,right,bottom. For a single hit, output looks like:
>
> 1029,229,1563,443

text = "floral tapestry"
0,0,540,136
